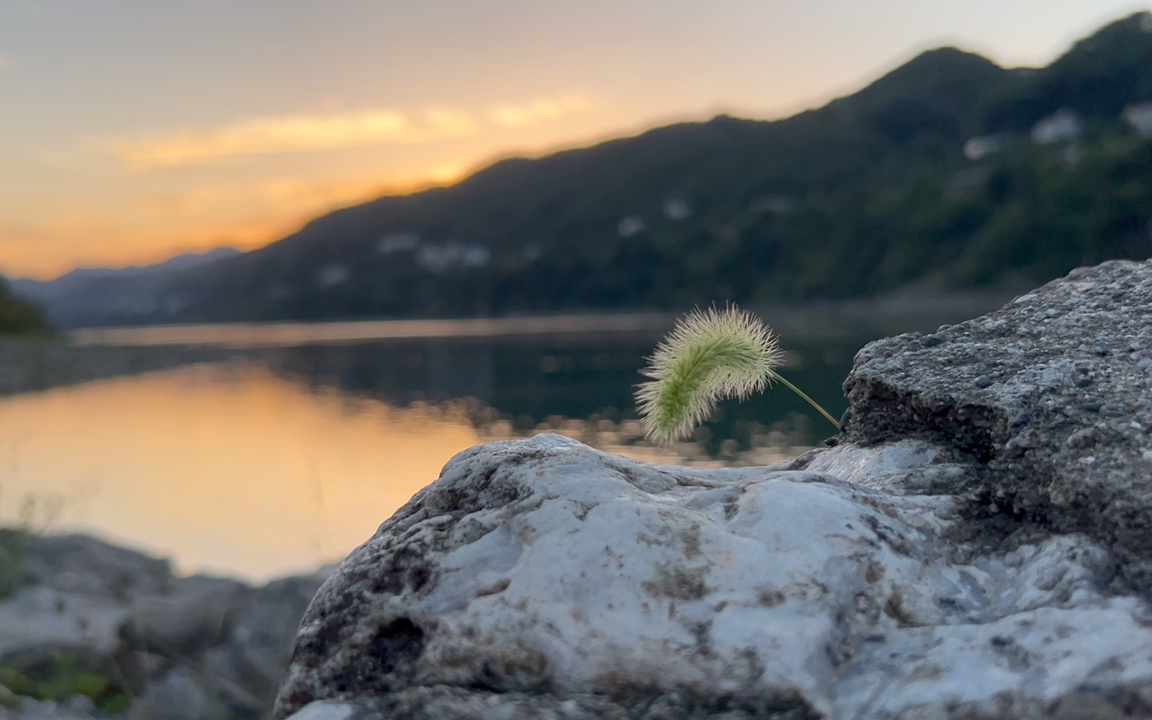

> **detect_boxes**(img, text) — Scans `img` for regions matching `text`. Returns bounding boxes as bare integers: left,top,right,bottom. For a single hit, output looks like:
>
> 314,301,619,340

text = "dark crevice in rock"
370,618,425,677
842,375,1007,463
464,652,555,696
369,544,435,597
624,689,821,720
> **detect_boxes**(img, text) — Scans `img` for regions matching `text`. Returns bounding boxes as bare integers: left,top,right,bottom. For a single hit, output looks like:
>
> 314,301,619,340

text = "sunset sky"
2,0,1149,280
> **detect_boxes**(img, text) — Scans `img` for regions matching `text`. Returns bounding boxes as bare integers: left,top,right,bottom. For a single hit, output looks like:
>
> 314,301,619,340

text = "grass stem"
775,374,840,429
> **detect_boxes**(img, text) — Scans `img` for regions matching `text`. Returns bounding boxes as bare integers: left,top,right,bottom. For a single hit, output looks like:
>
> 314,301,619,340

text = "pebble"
1066,428,1098,449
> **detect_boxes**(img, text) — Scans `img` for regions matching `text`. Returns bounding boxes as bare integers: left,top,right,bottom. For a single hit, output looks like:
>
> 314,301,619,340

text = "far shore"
65,288,1020,348
0,289,1020,398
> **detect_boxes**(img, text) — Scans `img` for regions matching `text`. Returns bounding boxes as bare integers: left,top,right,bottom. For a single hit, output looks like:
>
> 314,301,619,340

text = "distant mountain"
11,247,239,327
982,12,1152,132
29,12,1152,328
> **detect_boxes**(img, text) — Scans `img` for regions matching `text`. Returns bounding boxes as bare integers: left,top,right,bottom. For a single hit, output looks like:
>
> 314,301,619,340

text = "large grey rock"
126,574,249,659
0,533,176,674
841,259,1152,594
274,260,1152,720
0,534,249,668
16,532,174,600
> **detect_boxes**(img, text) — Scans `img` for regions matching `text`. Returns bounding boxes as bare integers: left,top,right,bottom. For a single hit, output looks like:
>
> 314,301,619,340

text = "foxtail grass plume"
635,306,839,444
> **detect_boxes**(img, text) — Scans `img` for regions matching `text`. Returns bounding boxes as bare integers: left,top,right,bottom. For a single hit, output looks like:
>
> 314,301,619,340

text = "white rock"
274,435,1152,719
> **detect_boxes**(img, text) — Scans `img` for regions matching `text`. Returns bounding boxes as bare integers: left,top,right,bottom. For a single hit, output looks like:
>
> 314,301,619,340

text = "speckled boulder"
842,258,1152,594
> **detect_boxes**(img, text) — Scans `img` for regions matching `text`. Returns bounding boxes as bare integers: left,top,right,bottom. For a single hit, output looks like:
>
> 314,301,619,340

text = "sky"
2,0,1149,280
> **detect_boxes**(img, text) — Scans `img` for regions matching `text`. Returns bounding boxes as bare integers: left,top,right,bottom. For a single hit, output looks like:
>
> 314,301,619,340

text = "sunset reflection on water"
0,364,483,581
0,362,809,582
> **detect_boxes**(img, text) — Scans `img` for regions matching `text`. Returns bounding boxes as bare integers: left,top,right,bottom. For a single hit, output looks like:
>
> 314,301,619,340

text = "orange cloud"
488,95,596,129
100,94,598,169
102,108,480,169
143,170,466,218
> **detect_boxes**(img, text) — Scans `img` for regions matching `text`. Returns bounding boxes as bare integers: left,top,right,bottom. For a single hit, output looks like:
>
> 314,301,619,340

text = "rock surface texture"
275,260,1152,720
841,260,1152,595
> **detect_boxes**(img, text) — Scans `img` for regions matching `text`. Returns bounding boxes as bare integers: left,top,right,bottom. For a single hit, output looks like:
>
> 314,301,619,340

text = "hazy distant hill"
25,12,1152,327
11,248,239,327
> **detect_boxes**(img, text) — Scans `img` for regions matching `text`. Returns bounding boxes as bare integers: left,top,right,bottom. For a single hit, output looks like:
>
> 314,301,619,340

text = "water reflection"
261,334,849,456
0,361,816,582
0,364,483,581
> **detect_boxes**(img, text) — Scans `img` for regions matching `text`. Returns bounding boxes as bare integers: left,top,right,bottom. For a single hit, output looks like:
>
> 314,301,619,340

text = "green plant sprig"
635,305,839,444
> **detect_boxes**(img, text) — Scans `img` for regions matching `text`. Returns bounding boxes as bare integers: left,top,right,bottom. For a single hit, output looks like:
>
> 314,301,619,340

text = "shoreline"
0,289,1018,398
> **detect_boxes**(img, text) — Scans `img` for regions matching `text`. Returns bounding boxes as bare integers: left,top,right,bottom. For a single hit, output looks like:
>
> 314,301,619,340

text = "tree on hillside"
0,280,52,335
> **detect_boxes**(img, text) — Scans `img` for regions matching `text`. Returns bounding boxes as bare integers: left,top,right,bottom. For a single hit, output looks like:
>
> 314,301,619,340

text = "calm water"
0,302,1007,581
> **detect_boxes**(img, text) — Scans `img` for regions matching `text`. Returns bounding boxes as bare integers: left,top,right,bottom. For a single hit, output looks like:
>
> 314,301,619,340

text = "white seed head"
635,306,782,444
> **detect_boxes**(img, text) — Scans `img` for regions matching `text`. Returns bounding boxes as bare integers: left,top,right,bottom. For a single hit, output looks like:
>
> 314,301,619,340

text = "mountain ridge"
10,247,240,324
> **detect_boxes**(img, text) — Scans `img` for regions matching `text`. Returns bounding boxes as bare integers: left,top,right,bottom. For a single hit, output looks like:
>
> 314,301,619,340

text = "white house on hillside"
963,135,1004,161
1122,103,1152,137
1031,109,1081,145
